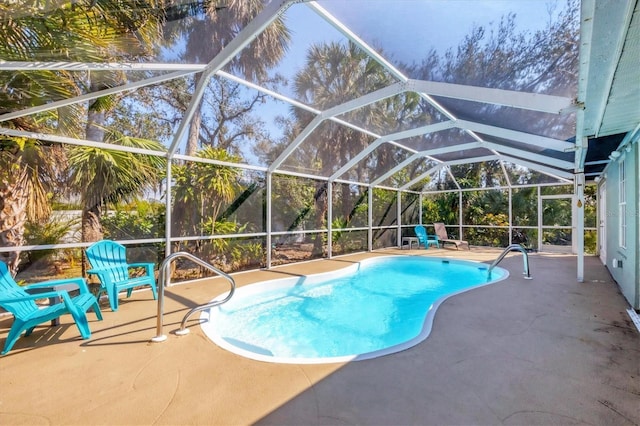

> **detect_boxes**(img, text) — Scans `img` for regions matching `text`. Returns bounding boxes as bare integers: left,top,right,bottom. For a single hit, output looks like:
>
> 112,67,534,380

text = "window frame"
618,157,626,248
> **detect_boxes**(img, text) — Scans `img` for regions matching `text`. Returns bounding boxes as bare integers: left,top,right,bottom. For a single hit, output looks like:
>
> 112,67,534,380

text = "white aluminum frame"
1,0,591,279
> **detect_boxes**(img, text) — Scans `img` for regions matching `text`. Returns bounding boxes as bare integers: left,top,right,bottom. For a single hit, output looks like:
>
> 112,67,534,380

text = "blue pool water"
201,256,508,364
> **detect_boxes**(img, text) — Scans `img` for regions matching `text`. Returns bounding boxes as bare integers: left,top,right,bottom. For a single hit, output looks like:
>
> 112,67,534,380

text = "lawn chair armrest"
127,263,155,276
87,267,113,277
0,290,65,303
127,262,154,269
87,268,117,286
127,262,154,267
23,277,89,294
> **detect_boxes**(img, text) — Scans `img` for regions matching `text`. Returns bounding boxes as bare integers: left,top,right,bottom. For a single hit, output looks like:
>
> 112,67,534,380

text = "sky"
317,0,562,62
248,0,568,99
235,1,569,155
198,0,573,165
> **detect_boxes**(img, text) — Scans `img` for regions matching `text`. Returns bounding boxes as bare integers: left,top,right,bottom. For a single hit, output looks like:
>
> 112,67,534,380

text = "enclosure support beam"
459,121,575,152
397,190,402,248
483,142,574,170
575,173,585,282
308,2,407,82
498,155,575,181
270,115,324,171
309,1,469,128
330,121,455,181
266,172,273,269
508,187,513,245
402,155,498,192
370,153,427,187
272,80,422,173
165,160,173,258
327,182,333,259
408,79,575,114
324,82,405,118
500,160,512,188
422,142,483,158
537,187,543,250
459,191,464,241
403,165,443,192
0,70,195,123
371,142,484,187
0,128,167,157
368,187,373,252
447,166,462,191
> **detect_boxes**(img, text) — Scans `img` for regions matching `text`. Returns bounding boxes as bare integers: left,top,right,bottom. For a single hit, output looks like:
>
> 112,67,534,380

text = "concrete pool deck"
1,247,638,425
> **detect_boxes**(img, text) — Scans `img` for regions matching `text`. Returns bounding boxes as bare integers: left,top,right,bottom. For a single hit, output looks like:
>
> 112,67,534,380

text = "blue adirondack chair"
414,225,439,249
85,240,157,311
0,261,102,355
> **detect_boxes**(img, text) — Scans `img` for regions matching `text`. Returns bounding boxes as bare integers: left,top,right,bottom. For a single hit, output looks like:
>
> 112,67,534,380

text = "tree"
0,137,67,274
121,1,291,255
0,1,176,274
63,2,169,231
0,0,122,274
191,76,281,156
172,147,241,239
289,41,420,254
412,1,579,137
67,137,166,243
165,0,291,156
414,1,579,246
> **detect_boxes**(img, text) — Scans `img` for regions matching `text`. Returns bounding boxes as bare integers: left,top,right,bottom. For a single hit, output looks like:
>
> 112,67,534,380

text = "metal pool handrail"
488,244,532,280
151,252,236,342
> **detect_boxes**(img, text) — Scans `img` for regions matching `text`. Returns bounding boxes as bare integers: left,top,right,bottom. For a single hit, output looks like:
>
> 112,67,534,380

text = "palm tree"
290,41,418,253
0,136,67,275
67,137,166,243
172,147,241,239
81,0,167,144
0,1,169,274
0,1,92,275
154,1,291,255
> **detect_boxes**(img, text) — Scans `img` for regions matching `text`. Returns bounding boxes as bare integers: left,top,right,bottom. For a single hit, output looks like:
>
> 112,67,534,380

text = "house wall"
602,138,639,309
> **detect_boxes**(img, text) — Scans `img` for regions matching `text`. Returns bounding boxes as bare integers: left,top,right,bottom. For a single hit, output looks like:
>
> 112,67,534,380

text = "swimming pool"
201,256,508,364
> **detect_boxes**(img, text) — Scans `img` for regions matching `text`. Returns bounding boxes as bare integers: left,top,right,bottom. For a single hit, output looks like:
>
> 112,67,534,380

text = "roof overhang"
578,0,640,178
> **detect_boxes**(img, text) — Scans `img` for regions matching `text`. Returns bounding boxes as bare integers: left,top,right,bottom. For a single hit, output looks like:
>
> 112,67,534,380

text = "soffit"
581,0,640,138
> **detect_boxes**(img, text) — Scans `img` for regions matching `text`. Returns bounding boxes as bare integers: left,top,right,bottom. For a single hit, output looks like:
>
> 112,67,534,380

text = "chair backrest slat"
0,262,38,317
414,225,427,243
433,222,449,240
86,240,129,281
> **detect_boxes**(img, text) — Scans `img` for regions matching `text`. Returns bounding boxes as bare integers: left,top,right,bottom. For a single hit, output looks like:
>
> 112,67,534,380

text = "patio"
1,248,638,425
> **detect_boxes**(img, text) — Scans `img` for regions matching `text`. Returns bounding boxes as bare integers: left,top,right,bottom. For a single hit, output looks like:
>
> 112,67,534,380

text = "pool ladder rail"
151,252,236,343
487,244,532,280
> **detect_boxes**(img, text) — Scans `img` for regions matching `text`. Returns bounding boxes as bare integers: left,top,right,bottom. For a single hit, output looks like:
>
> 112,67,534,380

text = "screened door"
599,185,607,263
539,195,573,253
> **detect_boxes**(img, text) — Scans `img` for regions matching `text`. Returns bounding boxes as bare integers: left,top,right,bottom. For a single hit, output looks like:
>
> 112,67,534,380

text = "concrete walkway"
1,249,638,425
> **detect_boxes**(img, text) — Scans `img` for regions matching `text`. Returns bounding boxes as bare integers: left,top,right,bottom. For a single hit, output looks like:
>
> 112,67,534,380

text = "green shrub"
20,215,80,270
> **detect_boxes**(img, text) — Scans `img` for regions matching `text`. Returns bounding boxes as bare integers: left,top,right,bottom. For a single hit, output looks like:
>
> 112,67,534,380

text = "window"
619,158,626,248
